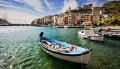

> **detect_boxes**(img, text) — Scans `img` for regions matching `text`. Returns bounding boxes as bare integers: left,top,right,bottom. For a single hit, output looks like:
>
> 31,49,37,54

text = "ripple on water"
11,56,36,69
9,65,13,69
0,60,6,66
0,26,120,69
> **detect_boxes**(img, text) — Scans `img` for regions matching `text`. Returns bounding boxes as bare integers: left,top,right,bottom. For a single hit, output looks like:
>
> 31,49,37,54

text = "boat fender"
70,45,77,51
55,45,60,49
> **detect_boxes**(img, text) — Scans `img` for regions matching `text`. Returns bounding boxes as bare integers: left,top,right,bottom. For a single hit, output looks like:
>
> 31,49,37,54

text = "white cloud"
0,9,39,24
0,0,44,14
83,0,106,7
13,0,22,3
14,0,44,13
43,0,53,10
0,0,45,24
60,0,78,13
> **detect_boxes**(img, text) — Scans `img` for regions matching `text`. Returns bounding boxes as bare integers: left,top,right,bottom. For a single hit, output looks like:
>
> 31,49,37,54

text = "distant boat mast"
3,13,7,24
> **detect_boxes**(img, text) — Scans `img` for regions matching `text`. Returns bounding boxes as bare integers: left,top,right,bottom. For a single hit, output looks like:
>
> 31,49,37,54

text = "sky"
0,0,111,24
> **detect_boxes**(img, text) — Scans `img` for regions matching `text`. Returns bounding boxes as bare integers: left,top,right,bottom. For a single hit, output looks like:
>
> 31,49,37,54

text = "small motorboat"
39,32,92,64
64,25,69,28
78,28,104,42
103,29,120,37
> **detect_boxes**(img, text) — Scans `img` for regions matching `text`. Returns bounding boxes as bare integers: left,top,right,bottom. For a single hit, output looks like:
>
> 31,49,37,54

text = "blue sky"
0,0,110,24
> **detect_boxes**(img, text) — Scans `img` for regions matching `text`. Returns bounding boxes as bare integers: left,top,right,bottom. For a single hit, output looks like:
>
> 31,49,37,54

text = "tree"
102,1,120,15
103,15,120,26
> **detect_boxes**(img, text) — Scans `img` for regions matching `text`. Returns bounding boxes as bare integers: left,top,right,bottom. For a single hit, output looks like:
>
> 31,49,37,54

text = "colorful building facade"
33,3,106,27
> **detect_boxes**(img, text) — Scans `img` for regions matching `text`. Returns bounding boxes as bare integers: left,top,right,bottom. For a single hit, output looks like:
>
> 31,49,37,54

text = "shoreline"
0,25,120,29
98,26,120,30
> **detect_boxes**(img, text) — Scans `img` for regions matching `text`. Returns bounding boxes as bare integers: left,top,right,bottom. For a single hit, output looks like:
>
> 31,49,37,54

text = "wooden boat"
78,29,104,42
39,32,92,64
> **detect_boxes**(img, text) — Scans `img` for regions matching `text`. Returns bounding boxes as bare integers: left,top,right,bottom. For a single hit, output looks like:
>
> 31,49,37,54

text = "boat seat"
42,40,49,44
42,42,58,51
42,41,72,53
42,43,50,48
57,50,66,53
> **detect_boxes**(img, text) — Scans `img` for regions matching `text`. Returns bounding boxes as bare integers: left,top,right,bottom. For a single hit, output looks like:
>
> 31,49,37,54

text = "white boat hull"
78,30,104,42
89,36,104,41
78,31,89,39
39,42,92,64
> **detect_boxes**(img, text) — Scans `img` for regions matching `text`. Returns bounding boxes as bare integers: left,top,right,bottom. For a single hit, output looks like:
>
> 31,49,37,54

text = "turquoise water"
0,26,120,69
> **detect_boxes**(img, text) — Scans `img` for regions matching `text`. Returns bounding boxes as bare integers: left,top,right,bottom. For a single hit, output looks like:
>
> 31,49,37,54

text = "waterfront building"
74,12,79,26
34,19,38,26
44,16,52,25
64,12,69,25
49,16,53,25
37,19,41,26
32,3,111,27
71,12,76,26
83,14,93,26
99,10,109,21
52,15,55,25
77,13,84,25
68,7,71,12
40,18,44,25
67,7,75,26
57,15,60,26
102,14,109,20
68,12,72,26
54,15,59,26
44,16,48,25
59,13,64,26
93,7,101,23
52,15,59,26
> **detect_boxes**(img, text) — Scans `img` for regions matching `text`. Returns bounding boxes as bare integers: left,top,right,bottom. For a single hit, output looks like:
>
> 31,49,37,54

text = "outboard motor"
39,32,44,37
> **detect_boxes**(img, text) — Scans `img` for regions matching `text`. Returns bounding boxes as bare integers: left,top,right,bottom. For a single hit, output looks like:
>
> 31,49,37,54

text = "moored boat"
103,29,120,37
39,32,92,64
78,29,104,42
64,25,69,28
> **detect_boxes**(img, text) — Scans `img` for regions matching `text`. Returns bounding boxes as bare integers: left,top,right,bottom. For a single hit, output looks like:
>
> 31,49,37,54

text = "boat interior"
40,39,89,54
41,40,73,53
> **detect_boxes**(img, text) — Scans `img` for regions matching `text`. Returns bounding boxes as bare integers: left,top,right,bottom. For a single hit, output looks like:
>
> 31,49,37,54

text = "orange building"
74,13,79,26
41,18,44,25
64,13,68,25
84,15,93,26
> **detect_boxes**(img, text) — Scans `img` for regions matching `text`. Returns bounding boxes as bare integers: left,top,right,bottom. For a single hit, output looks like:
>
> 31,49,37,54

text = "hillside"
102,1,120,16
0,18,11,25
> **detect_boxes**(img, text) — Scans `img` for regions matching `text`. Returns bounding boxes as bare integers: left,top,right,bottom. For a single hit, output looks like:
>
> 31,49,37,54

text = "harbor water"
0,26,120,69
